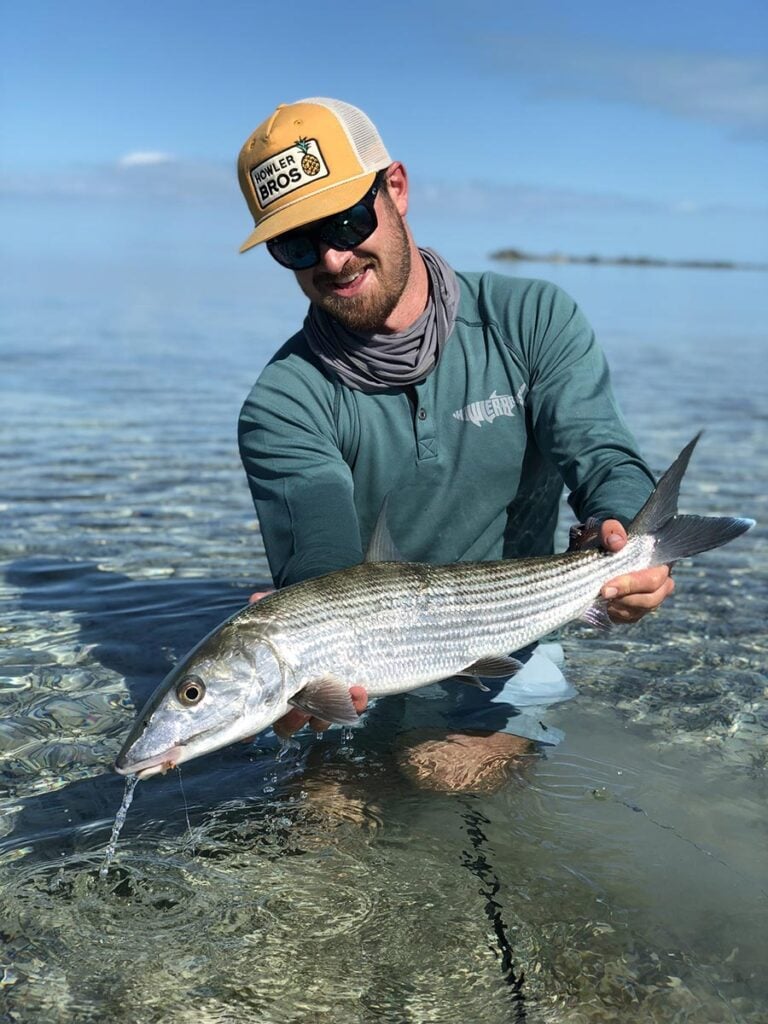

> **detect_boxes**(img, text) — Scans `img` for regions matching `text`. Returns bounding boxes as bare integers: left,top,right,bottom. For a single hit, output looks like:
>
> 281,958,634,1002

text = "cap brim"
239,172,377,254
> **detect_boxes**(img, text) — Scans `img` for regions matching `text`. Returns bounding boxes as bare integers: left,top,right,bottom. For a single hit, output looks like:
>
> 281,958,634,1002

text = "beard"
310,207,412,334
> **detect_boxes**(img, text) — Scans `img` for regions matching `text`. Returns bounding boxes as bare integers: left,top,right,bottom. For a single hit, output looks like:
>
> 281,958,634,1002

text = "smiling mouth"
318,265,372,296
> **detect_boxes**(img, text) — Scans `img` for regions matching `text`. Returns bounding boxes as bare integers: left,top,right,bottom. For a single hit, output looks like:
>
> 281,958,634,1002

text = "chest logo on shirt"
452,385,527,428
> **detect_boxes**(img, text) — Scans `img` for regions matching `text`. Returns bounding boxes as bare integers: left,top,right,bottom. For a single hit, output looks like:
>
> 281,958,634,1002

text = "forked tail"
628,433,755,566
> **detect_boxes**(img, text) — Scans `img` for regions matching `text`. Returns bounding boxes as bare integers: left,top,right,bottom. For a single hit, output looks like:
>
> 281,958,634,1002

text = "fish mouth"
113,712,246,779
114,745,185,779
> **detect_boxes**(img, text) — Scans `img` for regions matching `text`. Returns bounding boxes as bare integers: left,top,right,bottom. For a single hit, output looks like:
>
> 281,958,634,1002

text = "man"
235,98,673,788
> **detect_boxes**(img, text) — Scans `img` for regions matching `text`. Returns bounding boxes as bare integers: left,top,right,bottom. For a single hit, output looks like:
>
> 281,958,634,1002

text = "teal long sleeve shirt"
238,272,655,588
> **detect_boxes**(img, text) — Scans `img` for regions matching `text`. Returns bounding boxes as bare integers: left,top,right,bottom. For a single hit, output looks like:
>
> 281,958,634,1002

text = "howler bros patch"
249,137,329,208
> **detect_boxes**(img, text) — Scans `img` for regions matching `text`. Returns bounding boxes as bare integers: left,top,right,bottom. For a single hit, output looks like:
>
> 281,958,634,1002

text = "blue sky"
2,0,767,267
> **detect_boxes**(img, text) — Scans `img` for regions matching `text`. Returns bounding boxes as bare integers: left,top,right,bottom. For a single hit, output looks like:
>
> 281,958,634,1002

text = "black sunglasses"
266,171,386,270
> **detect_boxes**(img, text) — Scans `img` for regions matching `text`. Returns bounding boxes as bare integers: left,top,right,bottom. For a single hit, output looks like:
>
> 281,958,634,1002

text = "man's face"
293,184,412,334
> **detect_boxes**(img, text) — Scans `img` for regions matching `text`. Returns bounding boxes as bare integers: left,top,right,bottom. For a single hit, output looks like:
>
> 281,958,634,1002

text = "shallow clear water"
1,253,766,1022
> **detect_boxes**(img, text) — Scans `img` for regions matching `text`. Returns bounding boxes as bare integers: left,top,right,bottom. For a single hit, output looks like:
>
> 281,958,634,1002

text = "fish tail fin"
649,513,754,567
629,433,754,564
629,432,702,537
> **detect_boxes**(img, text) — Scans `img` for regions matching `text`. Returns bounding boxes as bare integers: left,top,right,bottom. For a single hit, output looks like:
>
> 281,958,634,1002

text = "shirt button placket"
414,397,437,460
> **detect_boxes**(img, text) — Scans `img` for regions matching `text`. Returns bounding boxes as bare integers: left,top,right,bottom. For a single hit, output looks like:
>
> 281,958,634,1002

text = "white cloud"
484,38,768,139
1,163,765,229
0,158,233,202
672,200,700,215
410,179,765,222
118,151,175,167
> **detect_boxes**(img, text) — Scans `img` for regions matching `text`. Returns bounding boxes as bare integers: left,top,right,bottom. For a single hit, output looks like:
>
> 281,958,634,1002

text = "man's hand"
249,589,274,604
599,520,674,623
240,684,368,744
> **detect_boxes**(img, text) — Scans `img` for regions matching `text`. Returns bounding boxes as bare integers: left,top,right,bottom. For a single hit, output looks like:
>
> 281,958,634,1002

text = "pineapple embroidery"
295,138,321,176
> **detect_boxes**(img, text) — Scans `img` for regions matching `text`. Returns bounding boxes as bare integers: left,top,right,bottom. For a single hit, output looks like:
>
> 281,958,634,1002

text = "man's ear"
384,162,409,217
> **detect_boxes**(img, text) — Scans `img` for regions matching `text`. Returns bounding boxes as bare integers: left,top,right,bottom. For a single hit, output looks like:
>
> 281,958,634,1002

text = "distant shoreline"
491,248,767,272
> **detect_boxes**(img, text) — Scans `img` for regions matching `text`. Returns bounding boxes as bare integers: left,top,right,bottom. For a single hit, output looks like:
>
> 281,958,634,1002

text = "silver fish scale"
242,534,656,696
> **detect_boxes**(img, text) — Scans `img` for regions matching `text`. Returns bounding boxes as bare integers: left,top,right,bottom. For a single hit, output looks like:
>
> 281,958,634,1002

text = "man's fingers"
602,565,671,599
611,579,675,610
597,519,674,623
307,716,331,732
306,687,368,731
599,519,627,552
273,707,313,738
349,685,368,714
606,577,675,623
249,589,274,605
272,685,369,740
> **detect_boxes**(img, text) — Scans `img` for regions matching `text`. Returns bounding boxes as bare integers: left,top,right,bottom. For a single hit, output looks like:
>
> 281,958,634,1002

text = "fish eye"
176,674,206,706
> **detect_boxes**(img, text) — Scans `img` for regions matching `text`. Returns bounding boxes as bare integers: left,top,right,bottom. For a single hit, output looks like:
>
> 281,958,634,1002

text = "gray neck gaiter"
302,247,460,393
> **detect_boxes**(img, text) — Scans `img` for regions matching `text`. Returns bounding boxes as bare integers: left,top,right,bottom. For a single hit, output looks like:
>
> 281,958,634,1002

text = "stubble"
310,199,412,334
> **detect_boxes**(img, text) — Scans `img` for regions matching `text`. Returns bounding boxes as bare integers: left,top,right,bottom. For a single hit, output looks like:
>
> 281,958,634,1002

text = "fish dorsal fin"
629,432,702,536
365,496,405,562
288,675,361,725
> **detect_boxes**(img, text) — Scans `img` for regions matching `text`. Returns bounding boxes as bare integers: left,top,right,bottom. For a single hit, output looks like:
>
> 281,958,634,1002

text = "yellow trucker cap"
237,97,392,253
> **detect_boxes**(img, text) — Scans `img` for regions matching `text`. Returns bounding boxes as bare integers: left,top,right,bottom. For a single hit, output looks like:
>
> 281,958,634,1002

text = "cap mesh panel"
298,97,391,170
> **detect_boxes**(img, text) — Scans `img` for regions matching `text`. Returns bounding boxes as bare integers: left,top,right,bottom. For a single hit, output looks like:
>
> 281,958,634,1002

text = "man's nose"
316,243,353,274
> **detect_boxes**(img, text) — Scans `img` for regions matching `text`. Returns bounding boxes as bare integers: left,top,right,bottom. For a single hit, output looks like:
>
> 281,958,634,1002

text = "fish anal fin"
581,599,613,631
456,676,491,692
288,675,360,725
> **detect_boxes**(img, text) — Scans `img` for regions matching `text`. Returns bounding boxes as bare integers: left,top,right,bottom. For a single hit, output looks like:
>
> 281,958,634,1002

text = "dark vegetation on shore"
491,248,767,272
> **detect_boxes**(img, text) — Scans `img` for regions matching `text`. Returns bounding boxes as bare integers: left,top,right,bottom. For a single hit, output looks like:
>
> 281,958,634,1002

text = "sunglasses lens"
322,203,377,250
267,233,318,270
266,174,383,270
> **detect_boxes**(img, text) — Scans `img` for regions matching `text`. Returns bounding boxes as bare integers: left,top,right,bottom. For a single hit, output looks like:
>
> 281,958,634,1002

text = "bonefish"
116,435,754,778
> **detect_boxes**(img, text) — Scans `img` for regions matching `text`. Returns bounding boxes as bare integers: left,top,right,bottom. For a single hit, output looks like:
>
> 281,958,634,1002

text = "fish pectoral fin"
458,655,525,682
580,599,613,630
288,675,361,726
